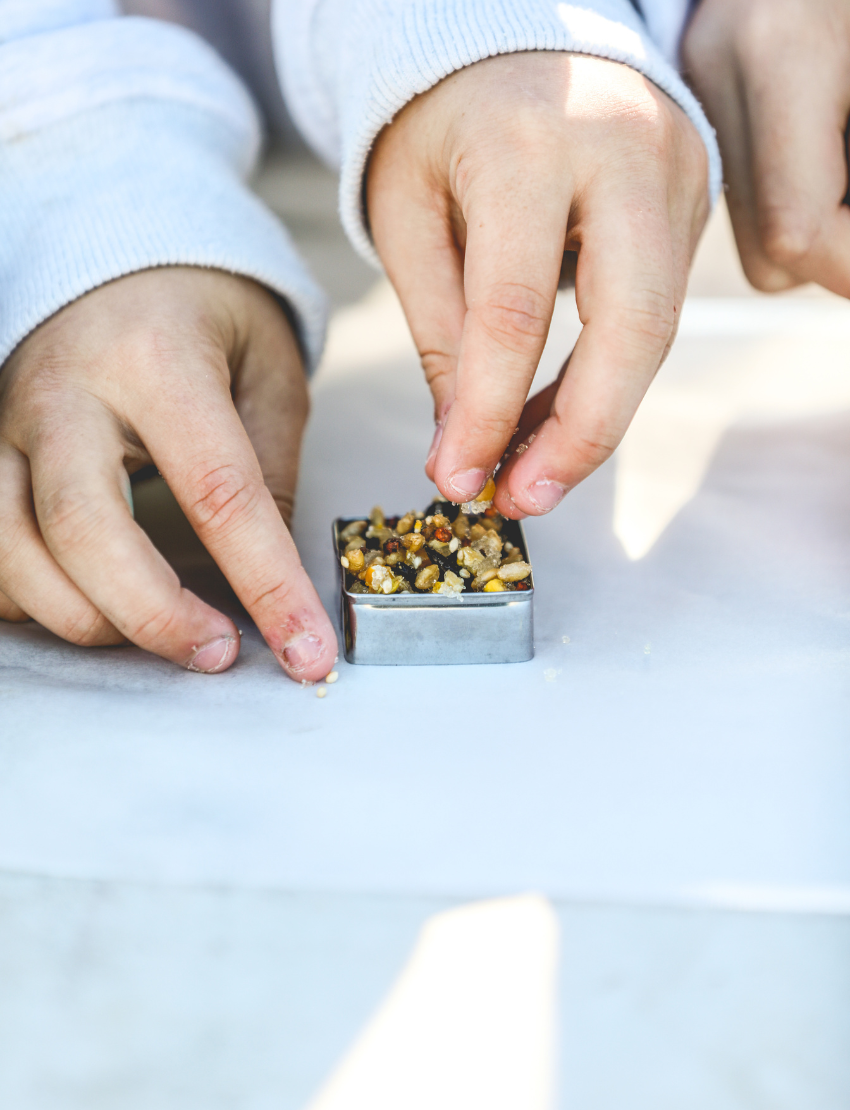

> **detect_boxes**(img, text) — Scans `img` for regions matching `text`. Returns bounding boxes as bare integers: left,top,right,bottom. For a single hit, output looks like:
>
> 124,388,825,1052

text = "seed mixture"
337,481,533,597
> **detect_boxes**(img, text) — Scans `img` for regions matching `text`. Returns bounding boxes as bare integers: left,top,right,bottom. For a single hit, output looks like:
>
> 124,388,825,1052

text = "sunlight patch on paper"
306,894,559,1110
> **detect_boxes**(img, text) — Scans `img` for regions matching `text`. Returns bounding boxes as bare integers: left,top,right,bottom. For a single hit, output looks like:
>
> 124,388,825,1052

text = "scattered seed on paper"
562,635,570,644
544,668,560,681
325,671,339,684
316,686,327,698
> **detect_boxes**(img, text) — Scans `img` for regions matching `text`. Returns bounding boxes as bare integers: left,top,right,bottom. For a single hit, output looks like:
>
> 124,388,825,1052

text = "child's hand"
367,52,709,518
684,0,850,296
0,268,337,681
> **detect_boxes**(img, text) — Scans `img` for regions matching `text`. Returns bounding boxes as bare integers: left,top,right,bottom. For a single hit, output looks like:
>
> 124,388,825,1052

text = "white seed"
498,560,531,582
340,520,367,541
316,686,327,698
340,556,350,568
325,671,339,684
459,569,470,578
449,537,459,553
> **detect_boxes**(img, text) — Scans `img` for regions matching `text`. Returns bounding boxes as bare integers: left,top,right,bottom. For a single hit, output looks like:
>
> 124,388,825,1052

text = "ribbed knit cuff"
0,15,327,371
274,0,722,266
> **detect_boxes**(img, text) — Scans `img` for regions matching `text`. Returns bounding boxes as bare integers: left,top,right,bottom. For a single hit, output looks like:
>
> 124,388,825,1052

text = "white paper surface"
1,277,849,1107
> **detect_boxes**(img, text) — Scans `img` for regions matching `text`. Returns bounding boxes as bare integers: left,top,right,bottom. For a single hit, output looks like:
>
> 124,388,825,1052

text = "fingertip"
509,476,569,517
439,467,488,503
186,632,240,674
278,629,339,683
267,606,338,684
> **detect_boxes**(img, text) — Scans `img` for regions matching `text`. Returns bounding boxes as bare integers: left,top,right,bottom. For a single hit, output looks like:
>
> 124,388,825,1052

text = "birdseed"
337,497,533,597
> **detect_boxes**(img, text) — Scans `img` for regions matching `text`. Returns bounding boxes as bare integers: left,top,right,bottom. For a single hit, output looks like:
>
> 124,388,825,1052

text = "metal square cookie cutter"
334,517,534,665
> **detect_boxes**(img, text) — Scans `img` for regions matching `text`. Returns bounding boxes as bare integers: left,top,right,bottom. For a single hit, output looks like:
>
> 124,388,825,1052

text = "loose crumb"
316,686,327,698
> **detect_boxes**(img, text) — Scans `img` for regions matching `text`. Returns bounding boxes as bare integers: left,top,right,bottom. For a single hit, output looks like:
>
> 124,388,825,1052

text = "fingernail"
526,479,567,513
426,421,444,468
187,635,236,673
446,467,487,501
282,633,325,675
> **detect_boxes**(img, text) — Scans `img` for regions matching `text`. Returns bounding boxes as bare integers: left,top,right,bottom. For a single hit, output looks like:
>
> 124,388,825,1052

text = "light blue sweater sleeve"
272,0,720,266
0,0,327,370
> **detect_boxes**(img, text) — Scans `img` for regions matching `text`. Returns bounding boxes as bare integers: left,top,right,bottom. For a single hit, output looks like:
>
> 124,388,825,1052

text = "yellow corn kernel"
414,519,422,533
479,477,496,502
483,578,506,592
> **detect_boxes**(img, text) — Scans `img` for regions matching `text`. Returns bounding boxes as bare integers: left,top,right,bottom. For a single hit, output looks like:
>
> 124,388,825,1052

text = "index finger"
432,175,570,503
140,362,338,684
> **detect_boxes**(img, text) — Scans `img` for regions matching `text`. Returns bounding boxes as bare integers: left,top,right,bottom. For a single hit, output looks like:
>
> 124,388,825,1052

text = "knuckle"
735,2,779,68
615,293,677,350
473,283,551,356
419,350,454,396
112,324,181,380
128,602,181,646
571,430,620,473
62,609,118,648
461,404,517,444
609,88,677,159
741,257,800,294
187,462,262,535
0,596,29,623
757,207,816,271
265,485,295,529
246,574,298,614
39,485,107,550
